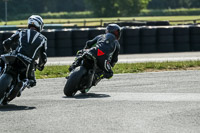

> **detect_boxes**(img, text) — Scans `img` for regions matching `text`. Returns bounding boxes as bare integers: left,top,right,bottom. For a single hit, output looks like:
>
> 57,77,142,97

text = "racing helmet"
28,15,44,32
106,24,121,40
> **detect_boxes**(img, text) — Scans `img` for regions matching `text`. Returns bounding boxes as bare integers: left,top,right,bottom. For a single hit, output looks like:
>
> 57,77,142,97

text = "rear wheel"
0,74,13,104
64,66,87,97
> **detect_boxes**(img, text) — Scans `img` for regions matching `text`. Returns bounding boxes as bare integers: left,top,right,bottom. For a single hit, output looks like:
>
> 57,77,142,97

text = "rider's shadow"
0,104,36,112
64,93,110,99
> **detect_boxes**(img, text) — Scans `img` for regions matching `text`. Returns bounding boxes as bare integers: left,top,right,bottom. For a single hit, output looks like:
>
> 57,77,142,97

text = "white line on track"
18,92,200,102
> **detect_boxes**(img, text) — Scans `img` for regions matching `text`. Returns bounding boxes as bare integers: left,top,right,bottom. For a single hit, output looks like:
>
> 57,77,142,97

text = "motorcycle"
0,52,36,105
64,52,104,97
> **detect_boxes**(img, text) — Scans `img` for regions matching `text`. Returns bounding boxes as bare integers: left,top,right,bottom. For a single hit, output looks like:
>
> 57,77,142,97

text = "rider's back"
17,29,47,60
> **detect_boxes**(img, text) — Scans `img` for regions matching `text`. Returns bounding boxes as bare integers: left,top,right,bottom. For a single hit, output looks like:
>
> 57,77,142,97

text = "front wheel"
0,74,13,104
64,66,87,97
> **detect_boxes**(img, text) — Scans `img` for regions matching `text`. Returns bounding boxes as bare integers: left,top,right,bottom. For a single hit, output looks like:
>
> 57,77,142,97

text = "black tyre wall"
1,25,200,56
140,27,157,53
157,27,174,52
189,26,200,51
55,30,73,56
173,27,190,52
119,28,124,54
88,28,105,40
72,29,89,55
123,27,140,54
42,30,56,57
146,21,170,26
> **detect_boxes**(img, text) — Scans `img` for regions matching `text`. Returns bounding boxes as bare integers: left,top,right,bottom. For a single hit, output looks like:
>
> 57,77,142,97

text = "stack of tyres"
189,26,200,51
119,28,124,54
55,29,73,56
156,21,170,26
72,29,89,55
173,26,190,52
146,21,170,26
123,27,140,54
88,28,105,40
42,30,56,57
157,27,174,52
140,27,157,53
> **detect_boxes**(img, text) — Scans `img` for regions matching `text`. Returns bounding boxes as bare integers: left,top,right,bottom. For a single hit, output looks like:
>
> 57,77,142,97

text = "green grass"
1,15,200,26
140,8,200,16
1,8,200,26
35,61,200,79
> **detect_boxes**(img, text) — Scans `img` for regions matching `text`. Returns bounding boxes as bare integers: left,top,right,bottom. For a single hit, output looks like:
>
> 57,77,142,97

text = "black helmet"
106,24,121,40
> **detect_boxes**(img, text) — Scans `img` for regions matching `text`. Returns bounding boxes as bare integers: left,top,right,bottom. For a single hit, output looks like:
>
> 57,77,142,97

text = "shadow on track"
0,104,36,112
63,93,110,99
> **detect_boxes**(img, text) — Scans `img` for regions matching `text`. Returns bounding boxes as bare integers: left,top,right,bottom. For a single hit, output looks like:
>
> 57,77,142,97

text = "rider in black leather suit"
69,24,121,79
2,15,47,87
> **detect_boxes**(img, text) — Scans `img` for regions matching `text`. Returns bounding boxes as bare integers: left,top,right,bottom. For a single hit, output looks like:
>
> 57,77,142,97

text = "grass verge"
1,15,200,26
35,61,200,79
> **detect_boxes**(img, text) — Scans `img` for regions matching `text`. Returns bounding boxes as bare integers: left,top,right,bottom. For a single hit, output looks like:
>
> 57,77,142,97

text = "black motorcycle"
64,52,104,97
0,53,35,105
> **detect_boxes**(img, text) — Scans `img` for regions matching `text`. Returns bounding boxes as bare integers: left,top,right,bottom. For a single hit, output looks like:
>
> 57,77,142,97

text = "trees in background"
148,0,200,9
85,0,151,17
1,0,200,21
0,0,86,21
0,0,151,20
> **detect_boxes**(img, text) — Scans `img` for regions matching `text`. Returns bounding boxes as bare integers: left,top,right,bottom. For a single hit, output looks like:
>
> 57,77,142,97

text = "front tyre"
0,74,13,104
64,66,87,97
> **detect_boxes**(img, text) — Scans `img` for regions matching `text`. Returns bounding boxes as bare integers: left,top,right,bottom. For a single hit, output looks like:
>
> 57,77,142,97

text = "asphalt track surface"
1,70,200,133
1,52,200,133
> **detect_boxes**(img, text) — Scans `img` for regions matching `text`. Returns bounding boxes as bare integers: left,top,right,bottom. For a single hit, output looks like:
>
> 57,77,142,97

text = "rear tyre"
64,66,87,97
0,74,13,104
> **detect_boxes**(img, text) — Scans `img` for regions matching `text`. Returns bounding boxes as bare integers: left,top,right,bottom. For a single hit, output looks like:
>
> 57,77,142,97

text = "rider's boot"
28,79,36,87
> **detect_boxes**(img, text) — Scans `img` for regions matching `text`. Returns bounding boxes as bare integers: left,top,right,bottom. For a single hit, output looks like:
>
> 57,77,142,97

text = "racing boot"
28,79,36,87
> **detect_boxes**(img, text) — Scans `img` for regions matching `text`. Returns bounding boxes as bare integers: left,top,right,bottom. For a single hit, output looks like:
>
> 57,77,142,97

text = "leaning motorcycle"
64,52,104,97
0,52,35,105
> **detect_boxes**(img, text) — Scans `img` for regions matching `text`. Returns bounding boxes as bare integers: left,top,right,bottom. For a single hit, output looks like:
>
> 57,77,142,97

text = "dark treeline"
0,0,86,20
148,0,200,9
1,0,200,21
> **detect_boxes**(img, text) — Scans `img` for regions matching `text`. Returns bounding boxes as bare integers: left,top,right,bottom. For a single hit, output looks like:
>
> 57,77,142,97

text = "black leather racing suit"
85,33,120,78
2,29,47,83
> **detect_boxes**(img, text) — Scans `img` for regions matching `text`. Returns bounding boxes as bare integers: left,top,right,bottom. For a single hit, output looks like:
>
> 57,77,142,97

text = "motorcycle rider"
69,24,121,79
2,15,47,87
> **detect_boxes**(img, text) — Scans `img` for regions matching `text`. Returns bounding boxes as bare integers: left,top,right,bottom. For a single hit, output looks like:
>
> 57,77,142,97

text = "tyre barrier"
190,26,200,51
55,29,73,57
88,28,105,40
123,27,140,53
157,27,174,52
72,29,89,55
140,27,157,53
173,26,190,52
146,21,170,26
42,30,56,57
0,25,199,57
